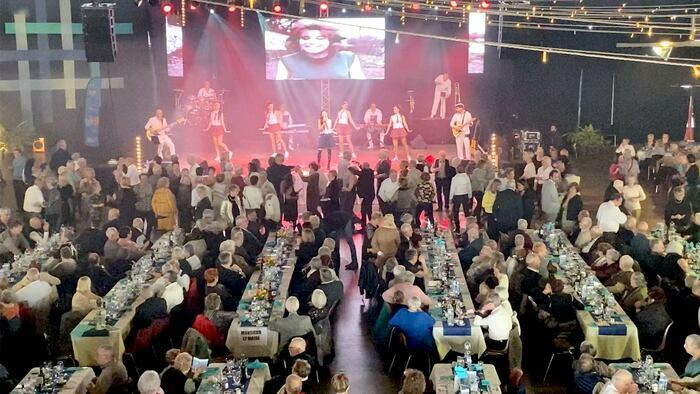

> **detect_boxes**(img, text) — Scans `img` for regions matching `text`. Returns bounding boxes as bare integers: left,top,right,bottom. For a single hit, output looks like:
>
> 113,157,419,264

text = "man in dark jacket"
267,154,293,197
458,227,484,271
350,162,375,229
491,185,523,237
432,151,456,212
49,140,71,172
132,285,168,331
665,186,693,231
216,252,247,307
316,268,344,308
75,219,108,257
323,210,358,270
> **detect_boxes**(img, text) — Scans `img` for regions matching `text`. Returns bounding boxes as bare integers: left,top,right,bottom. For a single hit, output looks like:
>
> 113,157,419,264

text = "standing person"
298,163,322,216
339,167,357,213
378,170,399,215
542,124,563,151
450,164,472,232
415,173,436,226
176,175,192,232
375,149,391,191
262,102,288,158
152,177,178,233
11,148,27,212
23,178,44,215
351,162,375,229
363,103,384,149
144,109,177,159
333,101,359,158
205,101,230,162
517,180,536,227
134,174,155,238
450,103,474,161
281,173,299,225
541,170,561,223
49,140,70,173
491,183,522,238
561,183,583,234
385,105,412,161
432,151,455,213
320,170,341,217
317,110,336,170
430,72,452,119
470,159,492,222
622,176,646,220
278,103,296,151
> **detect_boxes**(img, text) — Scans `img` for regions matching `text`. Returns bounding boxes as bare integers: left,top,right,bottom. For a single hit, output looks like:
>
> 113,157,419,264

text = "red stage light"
228,4,236,12
363,3,372,11
319,1,328,11
272,3,282,13
480,0,490,9
160,1,174,14
410,3,420,10
189,1,198,10
449,0,458,7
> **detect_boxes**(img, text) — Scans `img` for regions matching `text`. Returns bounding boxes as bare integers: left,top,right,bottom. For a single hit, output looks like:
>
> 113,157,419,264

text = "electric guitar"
451,117,478,138
146,117,186,142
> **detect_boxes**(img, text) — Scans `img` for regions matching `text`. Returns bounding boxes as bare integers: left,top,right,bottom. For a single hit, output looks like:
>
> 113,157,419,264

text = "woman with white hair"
160,352,203,394
574,217,594,249
137,370,164,394
309,289,333,360
269,296,316,348
308,289,329,324
592,247,621,284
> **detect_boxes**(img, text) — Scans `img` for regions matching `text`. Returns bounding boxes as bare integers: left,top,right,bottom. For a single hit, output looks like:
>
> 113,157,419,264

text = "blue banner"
84,77,101,147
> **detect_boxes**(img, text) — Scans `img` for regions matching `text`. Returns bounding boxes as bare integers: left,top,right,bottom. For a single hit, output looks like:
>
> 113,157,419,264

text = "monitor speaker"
81,3,117,63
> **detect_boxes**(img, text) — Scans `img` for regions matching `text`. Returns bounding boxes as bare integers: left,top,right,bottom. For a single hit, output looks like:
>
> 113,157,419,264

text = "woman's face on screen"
299,29,330,55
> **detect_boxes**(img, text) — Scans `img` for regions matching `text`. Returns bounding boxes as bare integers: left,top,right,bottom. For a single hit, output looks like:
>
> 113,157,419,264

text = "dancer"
450,103,473,161
262,102,288,158
431,72,452,119
205,101,230,161
333,101,359,157
385,105,412,161
363,103,384,149
317,110,336,170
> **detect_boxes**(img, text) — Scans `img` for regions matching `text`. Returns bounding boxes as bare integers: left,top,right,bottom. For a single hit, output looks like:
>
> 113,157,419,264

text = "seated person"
0,219,30,260
278,374,303,394
620,272,648,314
203,268,237,311
87,345,128,394
591,248,621,284
316,268,344,308
330,373,350,394
292,360,312,394
159,271,184,313
193,293,234,347
116,226,147,260
269,297,316,349
308,289,330,324
605,255,635,296
160,352,203,394
399,369,427,394
132,285,168,332
577,341,616,378
382,271,433,307
400,249,429,290
681,335,700,379
573,354,605,394
473,294,512,350
71,276,102,315
632,286,671,349
599,370,638,394
388,296,436,353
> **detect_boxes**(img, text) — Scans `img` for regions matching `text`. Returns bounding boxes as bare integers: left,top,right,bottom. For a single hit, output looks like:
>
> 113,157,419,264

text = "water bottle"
446,304,455,326
658,372,667,392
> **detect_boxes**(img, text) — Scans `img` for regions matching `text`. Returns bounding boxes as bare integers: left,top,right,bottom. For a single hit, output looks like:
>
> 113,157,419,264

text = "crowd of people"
0,131,698,393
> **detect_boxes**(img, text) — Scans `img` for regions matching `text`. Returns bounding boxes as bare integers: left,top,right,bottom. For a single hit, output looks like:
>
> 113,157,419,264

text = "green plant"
565,124,606,155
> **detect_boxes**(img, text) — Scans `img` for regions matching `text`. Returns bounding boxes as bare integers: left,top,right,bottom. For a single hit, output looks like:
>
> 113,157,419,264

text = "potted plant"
564,124,606,156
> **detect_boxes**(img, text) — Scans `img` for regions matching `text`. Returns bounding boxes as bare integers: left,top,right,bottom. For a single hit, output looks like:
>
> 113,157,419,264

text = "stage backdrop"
0,3,695,164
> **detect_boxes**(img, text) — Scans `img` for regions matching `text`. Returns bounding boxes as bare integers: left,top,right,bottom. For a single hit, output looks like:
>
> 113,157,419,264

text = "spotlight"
449,0,458,7
209,7,215,14
189,1,199,10
319,1,328,11
363,3,372,11
272,2,282,13
410,2,420,10
228,4,236,12
480,0,490,9
160,1,174,15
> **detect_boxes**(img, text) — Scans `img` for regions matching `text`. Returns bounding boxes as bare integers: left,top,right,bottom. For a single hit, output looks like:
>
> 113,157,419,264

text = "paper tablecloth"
12,367,96,394
429,363,502,394
197,362,271,394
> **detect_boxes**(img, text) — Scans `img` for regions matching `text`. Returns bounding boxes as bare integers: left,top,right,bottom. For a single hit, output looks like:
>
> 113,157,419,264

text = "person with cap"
450,102,474,161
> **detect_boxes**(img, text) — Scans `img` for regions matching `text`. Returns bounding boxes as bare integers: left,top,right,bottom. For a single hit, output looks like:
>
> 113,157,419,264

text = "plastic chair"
386,327,432,376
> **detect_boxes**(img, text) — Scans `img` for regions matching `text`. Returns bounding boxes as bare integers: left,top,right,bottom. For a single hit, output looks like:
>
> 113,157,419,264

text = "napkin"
247,359,266,369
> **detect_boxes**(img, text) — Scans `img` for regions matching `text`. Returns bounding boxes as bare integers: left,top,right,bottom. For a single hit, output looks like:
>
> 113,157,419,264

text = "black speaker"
81,3,117,63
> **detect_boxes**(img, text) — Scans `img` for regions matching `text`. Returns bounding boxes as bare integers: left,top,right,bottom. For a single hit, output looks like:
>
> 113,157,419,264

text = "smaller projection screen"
264,17,385,80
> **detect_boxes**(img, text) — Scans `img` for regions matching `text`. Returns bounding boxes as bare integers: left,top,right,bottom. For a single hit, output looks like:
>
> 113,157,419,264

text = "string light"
135,137,142,174
542,50,548,63
180,0,187,26
241,7,245,26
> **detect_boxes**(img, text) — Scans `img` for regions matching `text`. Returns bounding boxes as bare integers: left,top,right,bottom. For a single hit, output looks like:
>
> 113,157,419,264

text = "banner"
84,77,101,147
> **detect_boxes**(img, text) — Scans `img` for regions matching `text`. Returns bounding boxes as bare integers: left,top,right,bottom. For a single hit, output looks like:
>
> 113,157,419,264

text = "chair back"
656,321,674,352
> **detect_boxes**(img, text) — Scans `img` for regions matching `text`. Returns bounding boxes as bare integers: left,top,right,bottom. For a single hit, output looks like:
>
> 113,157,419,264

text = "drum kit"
177,90,230,130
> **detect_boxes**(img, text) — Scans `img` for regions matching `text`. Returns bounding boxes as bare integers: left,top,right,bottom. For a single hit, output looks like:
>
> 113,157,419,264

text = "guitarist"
450,103,473,161
144,108,177,159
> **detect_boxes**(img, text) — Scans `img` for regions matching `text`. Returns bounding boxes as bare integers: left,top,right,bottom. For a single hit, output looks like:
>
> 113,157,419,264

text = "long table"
70,276,152,366
12,367,95,394
548,230,642,361
428,230,487,360
430,363,502,394
225,234,298,358
197,362,271,394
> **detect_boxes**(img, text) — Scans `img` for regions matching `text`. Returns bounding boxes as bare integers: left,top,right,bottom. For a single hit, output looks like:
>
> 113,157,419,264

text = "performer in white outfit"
431,73,452,119
197,80,216,99
333,101,359,157
363,103,384,149
144,109,176,159
450,103,473,161
262,102,288,157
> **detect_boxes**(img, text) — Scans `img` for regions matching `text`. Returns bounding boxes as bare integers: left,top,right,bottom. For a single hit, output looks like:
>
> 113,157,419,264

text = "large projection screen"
264,17,385,80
